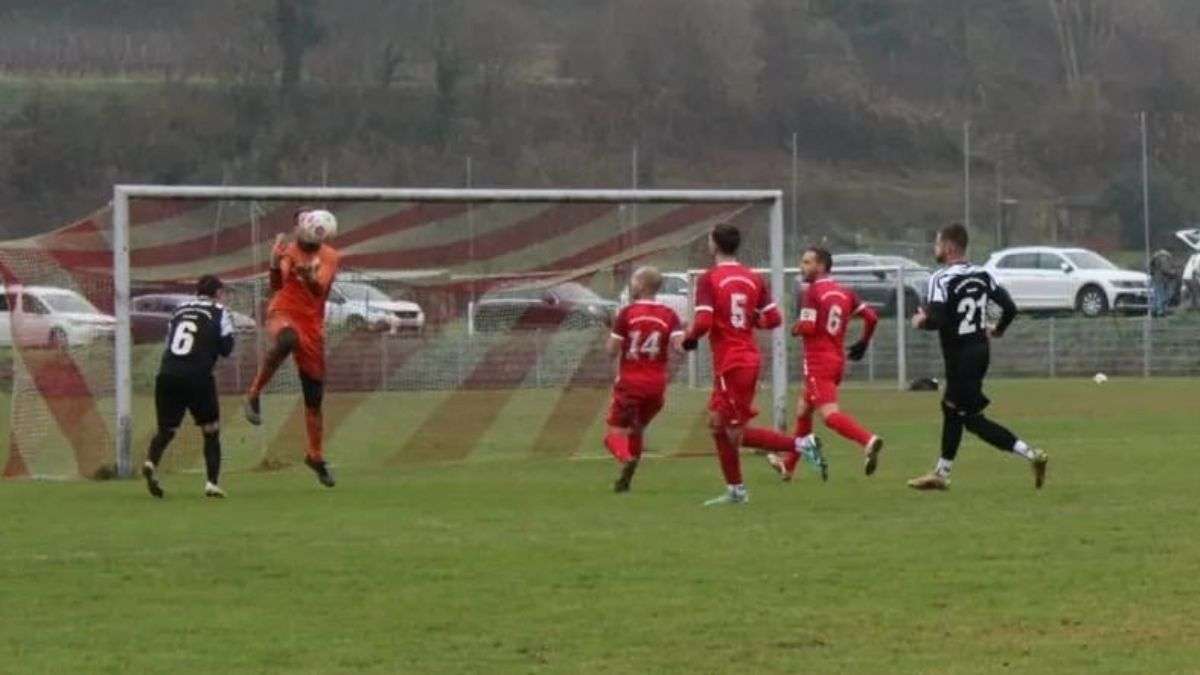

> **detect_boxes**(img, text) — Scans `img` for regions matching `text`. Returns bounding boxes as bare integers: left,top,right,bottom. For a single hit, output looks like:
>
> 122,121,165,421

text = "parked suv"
1175,229,1200,308
794,253,928,317
0,285,115,348
329,281,424,334
983,246,1148,317
326,279,424,331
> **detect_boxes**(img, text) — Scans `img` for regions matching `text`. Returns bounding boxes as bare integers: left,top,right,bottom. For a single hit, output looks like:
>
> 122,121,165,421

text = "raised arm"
268,235,290,292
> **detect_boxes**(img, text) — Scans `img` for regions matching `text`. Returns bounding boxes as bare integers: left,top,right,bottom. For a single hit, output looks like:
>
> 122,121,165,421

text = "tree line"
3,0,1200,250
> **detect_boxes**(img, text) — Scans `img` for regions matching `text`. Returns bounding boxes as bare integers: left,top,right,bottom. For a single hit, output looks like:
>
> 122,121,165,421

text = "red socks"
794,413,813,438
304,406,324,462
604,433,643,463
604,433,633,463
712,432,743,485
628,435,643,460
825,412,874,447
742,427,796,453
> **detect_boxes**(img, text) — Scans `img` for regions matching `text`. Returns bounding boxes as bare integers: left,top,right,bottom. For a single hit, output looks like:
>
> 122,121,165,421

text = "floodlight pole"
112,188,133,478
1140,111,1152,378
963,121,972,230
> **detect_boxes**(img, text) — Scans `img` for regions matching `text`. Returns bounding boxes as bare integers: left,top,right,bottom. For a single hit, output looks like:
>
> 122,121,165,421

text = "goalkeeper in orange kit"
244,208,340,487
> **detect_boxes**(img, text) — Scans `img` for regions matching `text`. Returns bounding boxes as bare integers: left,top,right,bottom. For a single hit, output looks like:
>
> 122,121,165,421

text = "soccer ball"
297,209,337,244
1093,372,1108,384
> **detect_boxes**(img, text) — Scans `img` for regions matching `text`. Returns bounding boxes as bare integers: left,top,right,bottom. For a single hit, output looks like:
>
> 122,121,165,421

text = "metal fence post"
380,334,389,390
867,339,875,383
1143,314,1152,378
1048,316,1057,378
895,266,907,391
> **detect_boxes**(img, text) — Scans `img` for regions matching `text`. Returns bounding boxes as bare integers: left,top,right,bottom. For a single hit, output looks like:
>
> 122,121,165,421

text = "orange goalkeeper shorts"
266,312,326,381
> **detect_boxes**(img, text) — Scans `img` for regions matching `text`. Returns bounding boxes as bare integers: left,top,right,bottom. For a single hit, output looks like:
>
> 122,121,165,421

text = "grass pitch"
1,378,1198,673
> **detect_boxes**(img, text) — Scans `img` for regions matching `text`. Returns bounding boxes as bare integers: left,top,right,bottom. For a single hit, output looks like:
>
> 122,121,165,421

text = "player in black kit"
142,275,235,498
907,223,1049,491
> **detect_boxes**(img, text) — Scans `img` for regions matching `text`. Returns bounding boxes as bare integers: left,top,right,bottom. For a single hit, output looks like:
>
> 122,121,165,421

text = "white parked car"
983,246,1149,317
0,285,116,347
618,272,691,319
1176,229,1200,307
327,281,424,334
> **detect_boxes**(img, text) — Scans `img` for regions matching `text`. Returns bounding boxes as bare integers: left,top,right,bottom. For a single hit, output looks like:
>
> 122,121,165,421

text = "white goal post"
110,185,787,477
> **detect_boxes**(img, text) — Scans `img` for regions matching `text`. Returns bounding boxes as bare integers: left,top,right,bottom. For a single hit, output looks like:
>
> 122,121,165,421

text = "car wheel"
1075,285,1109,317
346,315,367,332
48,327,69,349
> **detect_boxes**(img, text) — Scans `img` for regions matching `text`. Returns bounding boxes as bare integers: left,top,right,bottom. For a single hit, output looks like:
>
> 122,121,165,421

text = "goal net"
4,187,786,479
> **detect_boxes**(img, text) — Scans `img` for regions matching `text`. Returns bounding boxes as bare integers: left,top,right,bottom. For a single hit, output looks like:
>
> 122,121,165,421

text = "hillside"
3,0,1200,253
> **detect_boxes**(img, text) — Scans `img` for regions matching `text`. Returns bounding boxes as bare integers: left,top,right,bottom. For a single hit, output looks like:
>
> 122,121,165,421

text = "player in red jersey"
604,267,684,492
779,246,884,478
243,209,341,487
682,224,782,506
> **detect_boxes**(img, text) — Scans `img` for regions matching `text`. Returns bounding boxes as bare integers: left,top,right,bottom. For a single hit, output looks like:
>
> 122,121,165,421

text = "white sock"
1012,440,1035,460
729,483,746,494
796,434,816,451
935,458,953,477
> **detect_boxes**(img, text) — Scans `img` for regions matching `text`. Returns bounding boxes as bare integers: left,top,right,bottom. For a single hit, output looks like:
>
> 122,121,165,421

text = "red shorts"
607,384,665,430
803,372,843,408
266,312,326,381
708,367,759,427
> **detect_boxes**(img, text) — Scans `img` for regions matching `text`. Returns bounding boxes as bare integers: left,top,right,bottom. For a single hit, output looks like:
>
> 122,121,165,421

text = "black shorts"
155,373,219,429
943,341,990,416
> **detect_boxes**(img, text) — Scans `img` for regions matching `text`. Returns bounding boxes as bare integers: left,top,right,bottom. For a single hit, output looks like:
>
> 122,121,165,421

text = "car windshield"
335,283,391,302
41,292,100,314
876,256,926,270
1064,251,1117,270
551,283,603,303
485,282,603,303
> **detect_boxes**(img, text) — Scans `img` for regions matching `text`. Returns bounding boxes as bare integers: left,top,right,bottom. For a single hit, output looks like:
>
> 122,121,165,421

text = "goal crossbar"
114,185,782,203
111,185,786,477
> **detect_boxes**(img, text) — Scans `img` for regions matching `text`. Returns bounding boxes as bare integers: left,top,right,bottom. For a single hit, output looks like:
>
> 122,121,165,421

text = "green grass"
1,378,1198,673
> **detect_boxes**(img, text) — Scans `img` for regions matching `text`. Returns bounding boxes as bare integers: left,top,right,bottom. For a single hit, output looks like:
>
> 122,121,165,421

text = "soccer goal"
72,186,789,479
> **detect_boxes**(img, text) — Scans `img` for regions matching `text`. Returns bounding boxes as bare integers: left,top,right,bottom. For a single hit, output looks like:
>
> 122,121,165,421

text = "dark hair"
711,223,741,255
939,222,969,251
806,246,833,272
196,274,224,298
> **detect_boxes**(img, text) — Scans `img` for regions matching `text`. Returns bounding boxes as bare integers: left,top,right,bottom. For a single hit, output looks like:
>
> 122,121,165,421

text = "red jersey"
611,301,683,393
795,276,867,376
693,261,778,374
268,241,341,333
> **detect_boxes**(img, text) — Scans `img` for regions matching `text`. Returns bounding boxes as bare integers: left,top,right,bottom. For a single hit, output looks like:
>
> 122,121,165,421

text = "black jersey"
158,298,235,377
921,262,1017,355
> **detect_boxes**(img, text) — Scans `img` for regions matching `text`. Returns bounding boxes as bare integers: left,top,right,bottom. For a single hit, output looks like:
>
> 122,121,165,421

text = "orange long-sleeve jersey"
267,241,341,333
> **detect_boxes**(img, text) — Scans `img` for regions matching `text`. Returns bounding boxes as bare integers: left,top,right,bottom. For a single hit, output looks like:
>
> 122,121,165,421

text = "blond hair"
632,266,663,298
